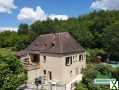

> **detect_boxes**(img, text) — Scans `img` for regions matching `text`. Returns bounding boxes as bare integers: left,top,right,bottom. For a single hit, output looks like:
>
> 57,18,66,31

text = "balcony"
24,64,41,71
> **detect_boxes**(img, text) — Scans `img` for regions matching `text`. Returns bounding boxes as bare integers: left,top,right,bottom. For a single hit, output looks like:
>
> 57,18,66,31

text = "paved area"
17,83,65,90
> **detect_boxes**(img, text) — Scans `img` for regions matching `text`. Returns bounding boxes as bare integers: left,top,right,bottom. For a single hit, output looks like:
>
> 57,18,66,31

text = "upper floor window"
43,56,46,63
79,55,83,61
73,56,75,63
65,56,72,66
31,54,40,64
75,54,78,61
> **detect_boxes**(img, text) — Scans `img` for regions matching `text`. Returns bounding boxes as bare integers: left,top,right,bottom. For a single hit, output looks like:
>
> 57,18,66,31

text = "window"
73,56,75,63
44,43,47,47
65,56,72,66
75,54,78,61
65,57,70,66
51,41,55,47
31,54,39,64
43,56,46,63
79,55,83,61
48,71,52,80
71,57,72,64
73,56,75,59
44,70,46,75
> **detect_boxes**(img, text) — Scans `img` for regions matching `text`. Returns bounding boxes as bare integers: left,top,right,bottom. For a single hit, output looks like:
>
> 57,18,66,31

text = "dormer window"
51,41,55,47
44,43,47,47
51,43,55,47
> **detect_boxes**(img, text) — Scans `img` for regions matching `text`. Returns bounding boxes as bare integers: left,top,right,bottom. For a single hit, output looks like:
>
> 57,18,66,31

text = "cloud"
0,0,17,14
0,27,18,32
17,6,47,22
48,14,69,20
17,6,69,22
90,0,119,11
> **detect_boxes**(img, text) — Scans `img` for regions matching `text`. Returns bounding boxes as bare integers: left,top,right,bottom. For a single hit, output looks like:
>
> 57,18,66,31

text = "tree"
0,48,27,89
18,24,29,35
0,31,20,48
103,21,119,60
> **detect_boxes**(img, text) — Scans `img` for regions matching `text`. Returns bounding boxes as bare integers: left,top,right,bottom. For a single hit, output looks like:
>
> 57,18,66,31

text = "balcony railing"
24,64,40,71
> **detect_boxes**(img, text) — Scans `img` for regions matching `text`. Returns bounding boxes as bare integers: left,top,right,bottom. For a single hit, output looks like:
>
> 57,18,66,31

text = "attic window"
51,43,55,47
51,41,55,47
44,43,47,47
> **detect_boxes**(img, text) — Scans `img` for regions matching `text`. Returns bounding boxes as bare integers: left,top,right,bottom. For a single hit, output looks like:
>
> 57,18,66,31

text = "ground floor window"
44,70,46,75
48,71,52,80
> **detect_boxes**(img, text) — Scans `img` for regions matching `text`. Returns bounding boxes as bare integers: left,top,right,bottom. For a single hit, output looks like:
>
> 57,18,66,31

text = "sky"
0,0,119,30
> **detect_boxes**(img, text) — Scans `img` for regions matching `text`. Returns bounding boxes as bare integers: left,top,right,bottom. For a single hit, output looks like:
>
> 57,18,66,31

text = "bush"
0,49,27,89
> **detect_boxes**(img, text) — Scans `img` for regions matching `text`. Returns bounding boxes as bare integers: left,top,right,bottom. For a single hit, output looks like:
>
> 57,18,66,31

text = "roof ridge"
39,32,68,37
59,32,63,53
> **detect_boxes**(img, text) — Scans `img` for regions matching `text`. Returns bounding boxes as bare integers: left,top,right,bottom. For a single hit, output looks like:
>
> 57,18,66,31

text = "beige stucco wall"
27,52,86,85
39,52,86,85
61,52,86,84
40,53,64,83
27,69,43,84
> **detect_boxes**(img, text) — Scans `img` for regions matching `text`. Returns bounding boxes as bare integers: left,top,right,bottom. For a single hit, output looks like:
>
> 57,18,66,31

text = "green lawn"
0,48,16,56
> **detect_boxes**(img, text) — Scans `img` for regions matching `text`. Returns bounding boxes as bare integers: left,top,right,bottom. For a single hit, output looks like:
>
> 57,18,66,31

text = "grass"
0,48,16,56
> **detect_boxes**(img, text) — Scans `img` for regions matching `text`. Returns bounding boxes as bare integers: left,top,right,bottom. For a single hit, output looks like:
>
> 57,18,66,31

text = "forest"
0,10,119,89
1,10,119,60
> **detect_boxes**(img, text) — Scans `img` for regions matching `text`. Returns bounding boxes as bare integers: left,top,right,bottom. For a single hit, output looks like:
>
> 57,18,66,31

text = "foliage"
18,23,29,35
86,48,106,63
75,63,119,90
0,31,32,50
103,21,119,60
1,10,119,89
75,82,88,90
1,11,119,59
0,31,20,48
0,48,15,56
76,63,119,90
0,48,27,90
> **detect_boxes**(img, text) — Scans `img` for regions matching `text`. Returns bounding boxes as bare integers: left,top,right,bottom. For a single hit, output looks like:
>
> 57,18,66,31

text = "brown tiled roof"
26,32,85,54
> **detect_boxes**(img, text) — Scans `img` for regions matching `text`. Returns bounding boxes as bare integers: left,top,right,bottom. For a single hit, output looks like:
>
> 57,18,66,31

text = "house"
16,32,86,90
